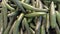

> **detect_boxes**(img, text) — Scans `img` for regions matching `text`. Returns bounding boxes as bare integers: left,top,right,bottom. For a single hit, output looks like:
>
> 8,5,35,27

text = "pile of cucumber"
0,0,60,34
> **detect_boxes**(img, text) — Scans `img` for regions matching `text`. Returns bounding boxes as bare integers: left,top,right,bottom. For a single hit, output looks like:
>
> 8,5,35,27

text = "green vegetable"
49,1,57,28
25,12,46,17
2,0,8,30
22,18,31,34
9,13,24,34
56,11,60,26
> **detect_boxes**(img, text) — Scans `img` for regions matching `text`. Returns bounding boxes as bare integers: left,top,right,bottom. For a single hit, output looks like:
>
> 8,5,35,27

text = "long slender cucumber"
49,1,57,28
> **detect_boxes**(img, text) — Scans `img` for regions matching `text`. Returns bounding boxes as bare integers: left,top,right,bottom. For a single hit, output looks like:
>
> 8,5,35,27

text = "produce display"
0,0,60,34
